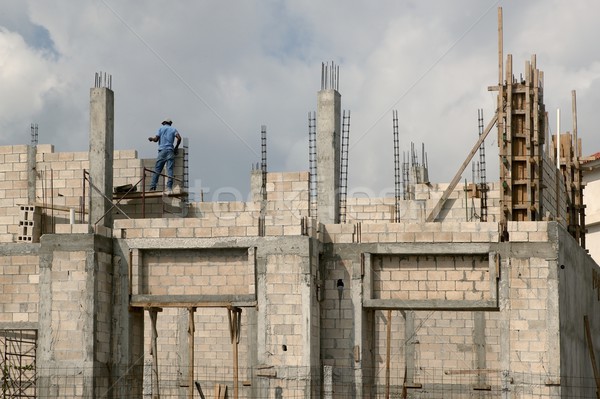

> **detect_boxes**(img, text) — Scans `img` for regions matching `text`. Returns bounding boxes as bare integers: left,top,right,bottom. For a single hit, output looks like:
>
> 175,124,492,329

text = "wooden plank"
130,294,256,309
149,309,160,399
426,114,498,222
188,307,195,399
385,309,392,399
195,381,206,399
214,384,227,399
28,202,87,214
228,308,242,399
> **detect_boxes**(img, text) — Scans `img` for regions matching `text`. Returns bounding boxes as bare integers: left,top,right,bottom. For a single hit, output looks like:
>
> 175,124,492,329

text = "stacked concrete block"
17,205,41,243
112,149,140,188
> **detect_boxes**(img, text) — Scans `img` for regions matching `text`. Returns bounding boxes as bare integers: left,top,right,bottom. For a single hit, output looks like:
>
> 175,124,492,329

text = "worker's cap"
162,118,173,124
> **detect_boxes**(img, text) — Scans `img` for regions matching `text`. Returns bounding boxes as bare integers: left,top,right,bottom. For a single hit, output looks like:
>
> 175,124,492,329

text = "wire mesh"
22,365,600,398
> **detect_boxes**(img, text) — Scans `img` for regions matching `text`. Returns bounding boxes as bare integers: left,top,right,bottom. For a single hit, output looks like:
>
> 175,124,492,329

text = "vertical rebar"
339,110,350,223
308,112,318,217
30,124,38,146
393,110,401,222
259,126,267,237
478,109,488,221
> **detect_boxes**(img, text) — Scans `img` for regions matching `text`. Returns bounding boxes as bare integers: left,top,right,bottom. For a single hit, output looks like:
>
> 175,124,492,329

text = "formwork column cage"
495,54,545,223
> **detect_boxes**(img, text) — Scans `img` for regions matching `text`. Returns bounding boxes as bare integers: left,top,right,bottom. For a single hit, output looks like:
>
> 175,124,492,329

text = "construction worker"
148,118,182,194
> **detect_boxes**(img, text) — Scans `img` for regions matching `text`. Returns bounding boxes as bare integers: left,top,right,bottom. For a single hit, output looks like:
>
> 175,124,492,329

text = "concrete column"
316,89,341,224
37,234,114,397
27,144,37,203
89,87,114,229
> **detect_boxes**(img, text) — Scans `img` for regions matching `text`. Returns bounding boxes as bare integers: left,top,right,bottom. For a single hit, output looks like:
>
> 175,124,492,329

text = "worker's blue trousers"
150,149,175,190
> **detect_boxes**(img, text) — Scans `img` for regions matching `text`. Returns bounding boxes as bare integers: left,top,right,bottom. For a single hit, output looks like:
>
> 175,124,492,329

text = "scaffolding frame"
0,329,37,398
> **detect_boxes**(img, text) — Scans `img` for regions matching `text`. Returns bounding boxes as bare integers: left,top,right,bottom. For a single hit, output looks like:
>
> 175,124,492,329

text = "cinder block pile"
17,205,41,243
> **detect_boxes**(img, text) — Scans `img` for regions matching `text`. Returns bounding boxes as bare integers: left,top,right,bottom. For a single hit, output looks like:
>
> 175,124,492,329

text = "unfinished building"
1,8,600,399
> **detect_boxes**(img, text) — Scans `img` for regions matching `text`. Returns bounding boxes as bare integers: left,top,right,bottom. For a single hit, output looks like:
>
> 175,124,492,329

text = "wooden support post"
385,309,392,399
149,308,162,399
188,307,196,399
228,307,242,399
214,384,227,399
584,315,600,398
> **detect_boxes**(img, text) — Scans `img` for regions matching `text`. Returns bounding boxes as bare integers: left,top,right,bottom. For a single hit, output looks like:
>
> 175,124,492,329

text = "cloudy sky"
2,0,600,201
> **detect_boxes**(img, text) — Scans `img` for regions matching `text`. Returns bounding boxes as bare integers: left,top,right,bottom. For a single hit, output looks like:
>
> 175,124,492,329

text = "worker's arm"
148,135,159,142
174,133,182,155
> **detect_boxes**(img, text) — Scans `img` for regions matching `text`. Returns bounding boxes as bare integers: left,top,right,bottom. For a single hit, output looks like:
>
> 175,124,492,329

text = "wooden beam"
228,307,242,399
149,308,160,399
426,114,498,222
385,309,392,399
130,294,256,309
188,307,196,399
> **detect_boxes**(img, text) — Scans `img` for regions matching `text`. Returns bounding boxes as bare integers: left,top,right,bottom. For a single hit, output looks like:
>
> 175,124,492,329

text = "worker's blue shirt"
156,125,178,151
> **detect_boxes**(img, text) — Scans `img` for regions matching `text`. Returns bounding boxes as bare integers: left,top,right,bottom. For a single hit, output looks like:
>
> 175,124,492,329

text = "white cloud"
1,0,599,198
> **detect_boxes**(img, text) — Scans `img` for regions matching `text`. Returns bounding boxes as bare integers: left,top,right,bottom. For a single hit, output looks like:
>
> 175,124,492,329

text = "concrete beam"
363,299,499,311
130,294,257,308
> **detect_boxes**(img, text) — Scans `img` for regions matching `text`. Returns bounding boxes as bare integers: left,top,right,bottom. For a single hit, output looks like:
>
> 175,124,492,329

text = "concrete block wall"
319,256,355,368
49,250,89,362
322,222,500,244
96,249,113,367
265,254,305,368
368,310,503,395
557,225,600,397
317,221,574,396
0,144,188,241
372,254,491,301
250,171,311,227
113,199,309,240
139,248,251,296
345,182,501,224
0,249,39,324
0,145,31,242
142,307,251,397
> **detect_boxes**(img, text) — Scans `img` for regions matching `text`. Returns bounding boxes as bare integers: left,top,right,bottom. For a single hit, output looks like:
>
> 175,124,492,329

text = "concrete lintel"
495,242,557,259
0,243,40,255
364,299,499,311
40,233,112,253
0,322,38,330
332,242,491,255
130,294,256,308
124,236,311,254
